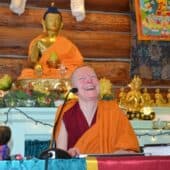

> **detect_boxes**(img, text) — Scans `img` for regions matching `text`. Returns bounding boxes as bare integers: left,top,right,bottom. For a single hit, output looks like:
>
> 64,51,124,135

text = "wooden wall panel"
0,57,130,84
0,7,130,32
0,0,129,12
54,31,130,59
0,7,131,59
0,27,131,58
0,58,26,80
86,61,130,85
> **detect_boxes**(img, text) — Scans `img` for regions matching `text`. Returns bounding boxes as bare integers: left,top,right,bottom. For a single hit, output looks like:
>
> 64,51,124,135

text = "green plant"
31,90,58,107
4,90,32,100
0,97,5,107
3,90,32,107
3,89,62,107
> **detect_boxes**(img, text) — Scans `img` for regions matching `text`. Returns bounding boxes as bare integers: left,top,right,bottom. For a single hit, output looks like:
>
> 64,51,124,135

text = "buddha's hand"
34,64,43,77
47,52,60,68
68,147,80,157
29,40,47,66
37,40,47,53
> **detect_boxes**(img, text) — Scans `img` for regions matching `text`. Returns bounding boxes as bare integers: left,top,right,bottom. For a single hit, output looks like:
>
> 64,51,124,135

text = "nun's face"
72,66,99,101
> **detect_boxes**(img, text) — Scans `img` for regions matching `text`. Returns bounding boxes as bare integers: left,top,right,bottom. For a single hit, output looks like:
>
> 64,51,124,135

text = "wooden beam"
0,0,130,12
0,57,130,84
86,61,130,85
0,27,131,58
0,58,26,80
0,7,130,32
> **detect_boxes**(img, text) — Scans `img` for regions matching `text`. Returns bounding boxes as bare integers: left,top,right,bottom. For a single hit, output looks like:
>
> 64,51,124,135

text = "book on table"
143,144,170,156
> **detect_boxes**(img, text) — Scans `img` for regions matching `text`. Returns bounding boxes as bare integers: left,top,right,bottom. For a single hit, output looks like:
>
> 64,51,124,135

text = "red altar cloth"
96,156,170,170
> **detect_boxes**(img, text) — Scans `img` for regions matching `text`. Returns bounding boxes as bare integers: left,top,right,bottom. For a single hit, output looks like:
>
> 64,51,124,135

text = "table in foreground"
0,156,170,170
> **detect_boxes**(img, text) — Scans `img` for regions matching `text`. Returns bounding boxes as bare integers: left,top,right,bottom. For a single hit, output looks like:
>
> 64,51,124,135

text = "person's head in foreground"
71,65,100,102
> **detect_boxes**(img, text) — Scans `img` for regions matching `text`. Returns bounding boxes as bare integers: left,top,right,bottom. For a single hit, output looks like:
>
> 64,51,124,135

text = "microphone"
69,87,78,93
39,88,78,159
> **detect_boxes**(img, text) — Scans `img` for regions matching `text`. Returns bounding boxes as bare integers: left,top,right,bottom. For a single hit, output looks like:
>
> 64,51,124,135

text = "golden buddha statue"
17,4,83,91
154,88,166,106
167,89,170,106
142,88,154,106
125,76,144,113
119,87,127,108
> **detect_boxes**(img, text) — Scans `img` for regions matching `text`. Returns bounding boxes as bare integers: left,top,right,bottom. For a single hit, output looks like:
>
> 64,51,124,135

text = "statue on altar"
142,88,154,106
167,89,170,106
119,87,127,108
154,88,166,106
125,76,144,113
17,4,83,91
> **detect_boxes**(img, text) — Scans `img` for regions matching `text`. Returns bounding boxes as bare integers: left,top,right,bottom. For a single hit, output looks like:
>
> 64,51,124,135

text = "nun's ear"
10,0,27,15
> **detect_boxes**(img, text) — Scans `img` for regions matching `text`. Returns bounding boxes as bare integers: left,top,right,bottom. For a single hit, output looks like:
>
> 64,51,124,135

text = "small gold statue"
142,88,154,106
154,88,166,106
125,76,144,113
167,89,170,106
119,87,127,108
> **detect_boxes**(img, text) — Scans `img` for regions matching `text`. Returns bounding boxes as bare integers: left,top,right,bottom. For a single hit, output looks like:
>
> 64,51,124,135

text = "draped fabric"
54,99,139,154
18,35,83,79
63,102,97,149
74,100,139,153
130,0,170,80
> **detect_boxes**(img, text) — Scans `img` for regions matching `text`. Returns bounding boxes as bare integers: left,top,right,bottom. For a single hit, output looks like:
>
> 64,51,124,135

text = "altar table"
0,156,170,170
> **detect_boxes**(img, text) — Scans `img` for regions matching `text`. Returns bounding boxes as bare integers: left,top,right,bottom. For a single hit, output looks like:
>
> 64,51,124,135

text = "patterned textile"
130,0,170,80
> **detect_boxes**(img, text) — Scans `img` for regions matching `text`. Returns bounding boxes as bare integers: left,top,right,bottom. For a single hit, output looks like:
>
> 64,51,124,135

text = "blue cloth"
0,158,86,170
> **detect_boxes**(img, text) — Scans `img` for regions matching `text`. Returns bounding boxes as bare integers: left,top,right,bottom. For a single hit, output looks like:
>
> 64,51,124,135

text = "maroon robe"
63,102,96,149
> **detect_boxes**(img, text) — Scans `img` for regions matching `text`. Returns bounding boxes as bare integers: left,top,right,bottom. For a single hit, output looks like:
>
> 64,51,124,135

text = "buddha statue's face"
44,13,63,33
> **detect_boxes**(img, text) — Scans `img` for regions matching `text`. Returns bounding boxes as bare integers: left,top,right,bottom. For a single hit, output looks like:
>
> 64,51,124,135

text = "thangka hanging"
135,0,170,41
